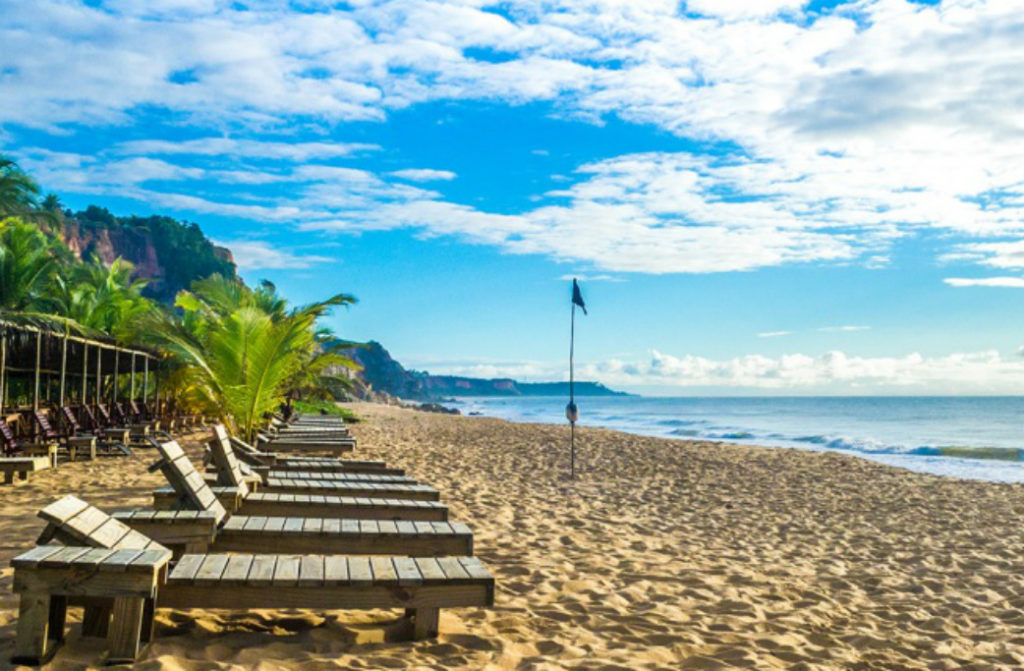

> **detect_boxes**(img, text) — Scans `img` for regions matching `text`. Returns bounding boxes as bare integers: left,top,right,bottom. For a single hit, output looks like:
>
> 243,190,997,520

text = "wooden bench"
11,499,494,665
1,457,52,484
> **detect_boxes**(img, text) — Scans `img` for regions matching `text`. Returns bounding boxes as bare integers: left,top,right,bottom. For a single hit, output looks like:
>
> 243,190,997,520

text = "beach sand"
4,403,1024,670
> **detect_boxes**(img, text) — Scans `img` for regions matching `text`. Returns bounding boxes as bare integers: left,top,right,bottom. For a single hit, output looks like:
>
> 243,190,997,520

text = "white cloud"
213,239,335,270
557,273,623,282
818,325,871,332
944,277,1024,288
6,0,1024,276
388,168,456,182
117,138,379,161
757,331,792,338
422,347,1024,393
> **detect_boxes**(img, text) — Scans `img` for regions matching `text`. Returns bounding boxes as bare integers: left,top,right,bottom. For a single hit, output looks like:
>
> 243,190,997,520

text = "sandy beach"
3,403,1024,670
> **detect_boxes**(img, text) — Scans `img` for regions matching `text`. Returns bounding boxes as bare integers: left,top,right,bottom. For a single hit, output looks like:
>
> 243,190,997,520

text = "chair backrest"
207,425,250,496
33,410,59,440
60,406,83,435
39,495,166,551
112,402,129,423
96,403,114,426
154,440,228,525
80,404,101,430
0,417,23,452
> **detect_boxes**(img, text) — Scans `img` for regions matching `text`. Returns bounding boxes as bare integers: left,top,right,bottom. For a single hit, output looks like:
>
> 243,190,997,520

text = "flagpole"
569,298,576,480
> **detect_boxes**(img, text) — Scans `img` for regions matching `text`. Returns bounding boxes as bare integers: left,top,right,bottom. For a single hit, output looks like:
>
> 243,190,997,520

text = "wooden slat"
39,496,90,524
322,518,340,534
458,557,493,581
359,520,379,534
302,518,322,534
392,557,422,586
89,519,131,549
378,520,398,534
414,558,446,582
195,554,230,582
129,549,172,570
273,555,300,585
38,546,91,567
369,557,397,584
11,545,64,568
263,517,286,532
347,557,372,586
98,549,145,572
221,554,254,585
246,555,277,586
437,557,471,581
72,548,117,566
298,555,324,586
283,518,304,533
63,506,110,542
169,554,204,581
396,521,416,535
323,556,348,584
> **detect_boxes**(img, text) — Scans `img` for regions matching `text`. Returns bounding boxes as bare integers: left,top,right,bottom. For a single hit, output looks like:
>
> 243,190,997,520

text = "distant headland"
337,341,629,401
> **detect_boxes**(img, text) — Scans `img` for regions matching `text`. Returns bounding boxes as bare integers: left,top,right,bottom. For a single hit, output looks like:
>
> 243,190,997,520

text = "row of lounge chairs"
9,414,494,665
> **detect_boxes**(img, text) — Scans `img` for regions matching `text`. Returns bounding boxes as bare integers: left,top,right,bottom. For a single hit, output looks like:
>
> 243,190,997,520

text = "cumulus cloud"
944,277,1024,288
422,348,1024,393
5,0,1024,275
213,239,335,270
388,168,457,182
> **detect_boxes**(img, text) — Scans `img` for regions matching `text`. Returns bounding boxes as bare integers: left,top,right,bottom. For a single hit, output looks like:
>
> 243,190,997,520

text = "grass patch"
293,399,360,423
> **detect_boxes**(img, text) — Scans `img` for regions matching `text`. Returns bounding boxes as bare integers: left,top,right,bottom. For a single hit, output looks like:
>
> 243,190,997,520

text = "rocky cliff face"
339,340,626,401
59,206,237,303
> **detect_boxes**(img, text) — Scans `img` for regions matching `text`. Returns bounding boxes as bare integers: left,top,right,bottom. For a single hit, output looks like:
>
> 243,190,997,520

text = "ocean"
446,395,1024,483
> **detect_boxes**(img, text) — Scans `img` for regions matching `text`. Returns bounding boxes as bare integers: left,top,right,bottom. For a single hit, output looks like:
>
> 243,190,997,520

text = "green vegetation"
293,399,360,422
0,157,357,437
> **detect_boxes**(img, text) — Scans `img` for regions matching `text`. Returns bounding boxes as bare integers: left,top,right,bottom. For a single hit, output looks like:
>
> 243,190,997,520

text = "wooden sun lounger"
11,498,493,665
1,456,52,484
231,436,404,475
152,440,450,524
207,426,439,500
256,434,354,456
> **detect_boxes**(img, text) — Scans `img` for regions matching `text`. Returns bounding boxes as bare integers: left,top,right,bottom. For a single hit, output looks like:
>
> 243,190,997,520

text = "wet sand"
3,402,1024,670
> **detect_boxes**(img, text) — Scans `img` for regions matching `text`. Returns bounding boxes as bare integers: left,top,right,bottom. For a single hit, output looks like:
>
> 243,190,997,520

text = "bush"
293,399,360,423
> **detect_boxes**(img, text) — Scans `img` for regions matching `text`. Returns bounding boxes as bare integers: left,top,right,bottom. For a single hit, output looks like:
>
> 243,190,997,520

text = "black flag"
572,279,587,315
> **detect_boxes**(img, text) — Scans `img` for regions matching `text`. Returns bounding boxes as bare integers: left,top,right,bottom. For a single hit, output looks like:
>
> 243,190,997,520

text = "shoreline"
443,395,1024,484
3,404,1024,670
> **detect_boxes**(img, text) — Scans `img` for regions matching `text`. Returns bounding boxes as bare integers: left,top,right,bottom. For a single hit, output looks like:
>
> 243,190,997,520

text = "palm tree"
149,274,357,439
50,256,155,340
0,157,41,217
0,218,57,312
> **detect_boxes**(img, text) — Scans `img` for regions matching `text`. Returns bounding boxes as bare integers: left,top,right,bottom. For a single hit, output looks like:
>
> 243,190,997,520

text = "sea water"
447,396,1024,483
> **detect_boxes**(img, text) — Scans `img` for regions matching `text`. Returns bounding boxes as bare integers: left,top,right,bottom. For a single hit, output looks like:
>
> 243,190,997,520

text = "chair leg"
412,607,439,640
106,596,146,665
11,590,62,665
140,598,156,643
4,471,13,484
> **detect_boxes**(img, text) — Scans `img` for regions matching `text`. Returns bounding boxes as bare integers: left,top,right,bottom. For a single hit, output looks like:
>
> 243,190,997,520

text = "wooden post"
412,607,440,639
130,352,136,401
107,596,145,664
59,334,68,408
96,347,102,406
144,356,149,403
1,331,6,411
33,330,42,412
81,343,88,406
113,350,119,403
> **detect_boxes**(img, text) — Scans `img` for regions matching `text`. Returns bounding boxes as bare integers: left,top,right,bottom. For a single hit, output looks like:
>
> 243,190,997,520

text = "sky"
4,0,1024,395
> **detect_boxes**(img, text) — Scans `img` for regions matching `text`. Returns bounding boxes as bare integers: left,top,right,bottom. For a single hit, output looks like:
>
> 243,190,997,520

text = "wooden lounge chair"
230,435,405,474
11,497,492,665
206,426,438,500
152,439,450,521
0,418,58,466
59,406,131,456
256,428,356,456
81,404,132,445
31,410,96,461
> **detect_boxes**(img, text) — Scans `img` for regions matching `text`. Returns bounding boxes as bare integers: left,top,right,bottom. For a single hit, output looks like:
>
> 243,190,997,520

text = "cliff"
340,341,627,400
59,205,237,303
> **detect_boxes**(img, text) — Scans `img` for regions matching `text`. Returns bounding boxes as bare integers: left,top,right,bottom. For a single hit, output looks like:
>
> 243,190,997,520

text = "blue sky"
4,0,1024,394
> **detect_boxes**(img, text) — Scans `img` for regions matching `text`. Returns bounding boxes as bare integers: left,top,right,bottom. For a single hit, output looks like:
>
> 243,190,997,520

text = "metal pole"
59,334,68,407
33,330,42,412
565,299,577,480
